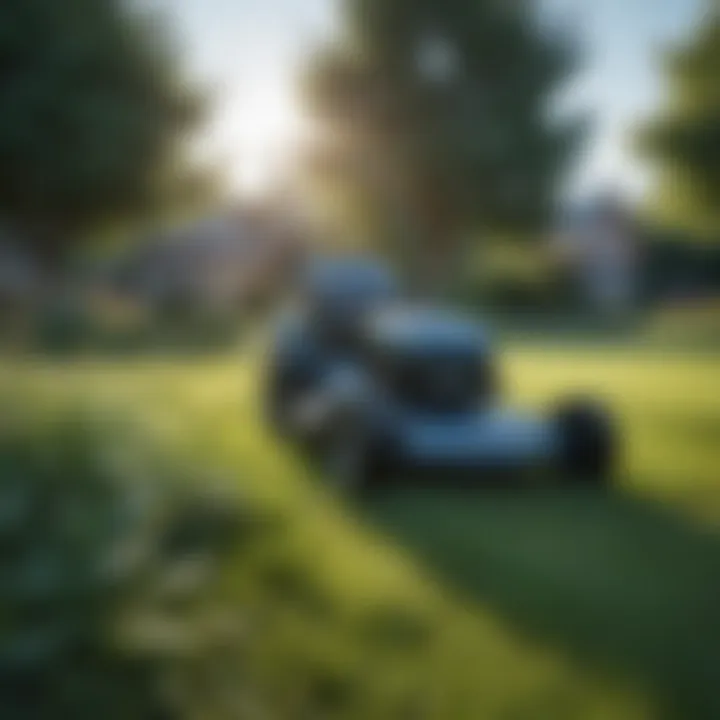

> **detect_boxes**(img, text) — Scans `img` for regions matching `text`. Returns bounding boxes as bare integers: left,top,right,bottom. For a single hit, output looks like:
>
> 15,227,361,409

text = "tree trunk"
412,190,462,301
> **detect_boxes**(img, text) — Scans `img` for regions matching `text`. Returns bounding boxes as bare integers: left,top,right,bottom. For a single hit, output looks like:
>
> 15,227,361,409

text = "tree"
305,0,584,289
639,4,720,237
0,0,211,270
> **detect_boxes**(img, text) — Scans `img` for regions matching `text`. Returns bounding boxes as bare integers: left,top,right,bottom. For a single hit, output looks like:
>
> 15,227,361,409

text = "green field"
1,345,719,719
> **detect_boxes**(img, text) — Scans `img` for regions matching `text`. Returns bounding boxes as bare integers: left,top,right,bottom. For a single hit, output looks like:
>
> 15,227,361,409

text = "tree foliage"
639,4,720,237
305,0,584,280
0,0,210,266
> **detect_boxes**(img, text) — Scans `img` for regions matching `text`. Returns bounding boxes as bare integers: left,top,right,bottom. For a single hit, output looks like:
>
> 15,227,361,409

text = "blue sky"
159,0,707,200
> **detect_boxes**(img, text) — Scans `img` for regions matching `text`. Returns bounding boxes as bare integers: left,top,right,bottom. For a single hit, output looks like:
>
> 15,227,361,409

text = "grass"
1,343,718,718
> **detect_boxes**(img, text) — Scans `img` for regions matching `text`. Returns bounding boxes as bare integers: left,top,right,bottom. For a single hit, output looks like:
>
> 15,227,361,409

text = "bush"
28,294,245,356
466,272,572,313
33,298,96,354
453,243,578,314
0,405,249,719
640,230,720,303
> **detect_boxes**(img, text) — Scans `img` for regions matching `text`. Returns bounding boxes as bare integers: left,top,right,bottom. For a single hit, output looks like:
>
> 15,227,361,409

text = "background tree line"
0,0,717,290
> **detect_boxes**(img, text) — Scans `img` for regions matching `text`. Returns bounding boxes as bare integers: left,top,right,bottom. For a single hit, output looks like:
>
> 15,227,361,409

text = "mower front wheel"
554,398,617,485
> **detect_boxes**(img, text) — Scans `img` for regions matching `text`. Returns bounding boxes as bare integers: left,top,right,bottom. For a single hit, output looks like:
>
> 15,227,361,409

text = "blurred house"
552,192,642,315
112,203,307,314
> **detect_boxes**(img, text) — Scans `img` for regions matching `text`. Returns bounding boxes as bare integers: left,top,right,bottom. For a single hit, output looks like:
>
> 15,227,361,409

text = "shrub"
28,295,245,356
640,230,720,303
0,405,248,719
453,243,578,314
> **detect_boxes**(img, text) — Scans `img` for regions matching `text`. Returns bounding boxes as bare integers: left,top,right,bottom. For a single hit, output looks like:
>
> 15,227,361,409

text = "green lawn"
1,345,718,719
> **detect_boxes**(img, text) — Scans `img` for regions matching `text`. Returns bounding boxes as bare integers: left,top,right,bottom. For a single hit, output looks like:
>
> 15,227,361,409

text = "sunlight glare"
231,75,308,198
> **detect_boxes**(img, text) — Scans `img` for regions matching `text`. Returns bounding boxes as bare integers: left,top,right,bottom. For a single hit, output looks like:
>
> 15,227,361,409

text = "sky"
157,0,708,201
